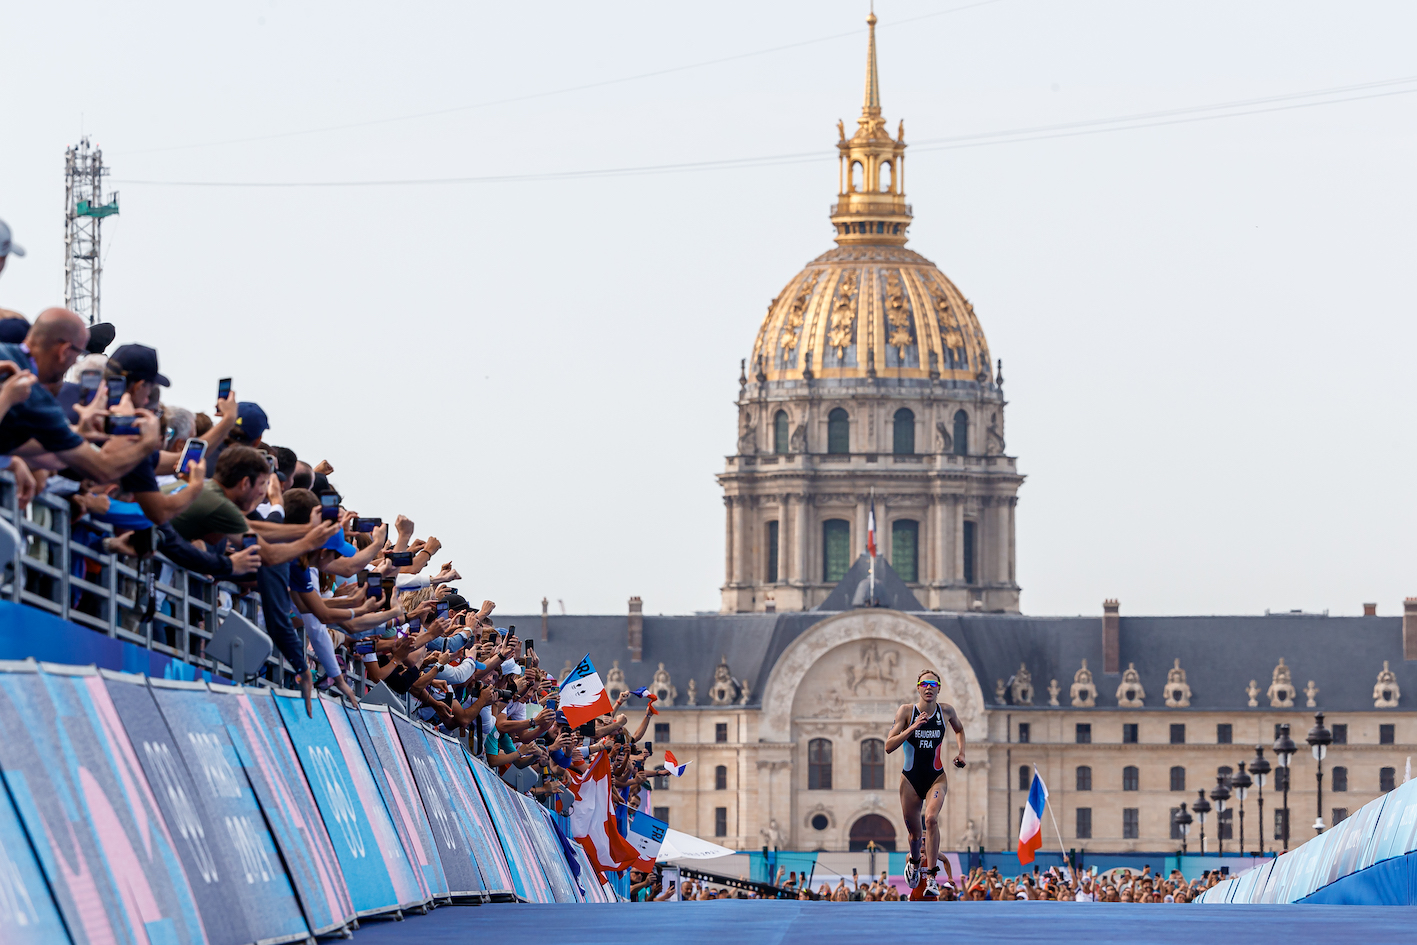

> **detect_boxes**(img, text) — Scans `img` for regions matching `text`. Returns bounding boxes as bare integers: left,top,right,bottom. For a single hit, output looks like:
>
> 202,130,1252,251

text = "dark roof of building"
505,562,1413,714
815,554,923,612
510,608,1412,714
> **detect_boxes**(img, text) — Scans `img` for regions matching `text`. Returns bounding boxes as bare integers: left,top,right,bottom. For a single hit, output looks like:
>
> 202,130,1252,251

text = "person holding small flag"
885,668,966,900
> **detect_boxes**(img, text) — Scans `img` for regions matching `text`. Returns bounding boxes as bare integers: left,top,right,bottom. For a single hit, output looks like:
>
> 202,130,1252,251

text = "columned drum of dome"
718,12,1023,614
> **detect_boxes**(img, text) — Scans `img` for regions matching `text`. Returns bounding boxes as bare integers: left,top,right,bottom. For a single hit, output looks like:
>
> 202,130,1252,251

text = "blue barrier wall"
1199,776,1417,904
0,661,595,944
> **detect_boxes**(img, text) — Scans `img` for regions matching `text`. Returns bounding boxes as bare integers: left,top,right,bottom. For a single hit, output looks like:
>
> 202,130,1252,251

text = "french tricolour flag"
1018,768,1048,864
664,750,690,777
560,654,614,728
622,807,669,873
866,497,877,557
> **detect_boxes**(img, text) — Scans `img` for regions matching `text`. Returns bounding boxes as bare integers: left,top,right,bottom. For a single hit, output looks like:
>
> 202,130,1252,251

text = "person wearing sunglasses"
885,668,966,900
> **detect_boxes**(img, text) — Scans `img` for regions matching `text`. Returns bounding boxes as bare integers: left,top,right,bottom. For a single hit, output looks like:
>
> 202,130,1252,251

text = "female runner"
885,669,965,899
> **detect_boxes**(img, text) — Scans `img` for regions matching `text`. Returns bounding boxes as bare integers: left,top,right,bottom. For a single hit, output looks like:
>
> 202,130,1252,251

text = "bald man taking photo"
0,308,159,483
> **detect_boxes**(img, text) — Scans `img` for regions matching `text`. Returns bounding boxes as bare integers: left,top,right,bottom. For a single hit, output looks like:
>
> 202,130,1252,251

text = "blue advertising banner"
0,768,71,944
342,705,445,902
205,685,354,934
512,792,579,902
272,692,404,917
145,680,311,944
0,663,207,945
102,674,306,945
392,717,507,898
466,755,556,902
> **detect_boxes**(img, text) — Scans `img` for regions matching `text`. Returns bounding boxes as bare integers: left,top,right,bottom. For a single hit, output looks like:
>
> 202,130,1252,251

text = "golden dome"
748,14,993,388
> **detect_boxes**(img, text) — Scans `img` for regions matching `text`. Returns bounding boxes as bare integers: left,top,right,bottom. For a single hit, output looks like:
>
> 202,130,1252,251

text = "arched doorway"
848,814,896,852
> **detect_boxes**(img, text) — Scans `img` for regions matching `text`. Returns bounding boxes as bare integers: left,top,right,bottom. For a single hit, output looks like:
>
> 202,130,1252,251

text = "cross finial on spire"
863,11,881,117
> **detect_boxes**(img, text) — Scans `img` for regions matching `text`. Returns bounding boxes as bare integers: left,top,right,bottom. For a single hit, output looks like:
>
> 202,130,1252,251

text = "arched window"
822,519,851,583
715,765,728,791
850,161,863,192
1123,766,1139,791
860,739,885,790
890,519,918,583
773,410,789,454
848,814,896,852
952,409,969,456
827,408,850,454
1170,766,1186,792
1076,766,1092,791
808,738,832,790
880,161,893,193
892,408,915,454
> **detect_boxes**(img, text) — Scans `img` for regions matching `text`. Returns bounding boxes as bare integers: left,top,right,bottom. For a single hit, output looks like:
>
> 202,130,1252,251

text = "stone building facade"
520,596,1417,856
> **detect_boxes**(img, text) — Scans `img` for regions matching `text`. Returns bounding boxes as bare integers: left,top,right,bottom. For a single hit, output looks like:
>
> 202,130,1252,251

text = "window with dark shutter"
1123,766,1139,791
1075,724,1092,744
715,808,728,837
893,408,915,455
1332,766,1348,792
1123,808,1139,839
1076,766,1092,791
1170,766,1186,792
766,521,779,583
1076,808,1092,839
808,739,833,790
828,408,850,454
891,520,919,583
823,519,851,582
860,739,885,790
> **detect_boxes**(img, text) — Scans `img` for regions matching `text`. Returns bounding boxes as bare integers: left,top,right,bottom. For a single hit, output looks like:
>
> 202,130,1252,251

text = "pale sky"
2,1,1415,617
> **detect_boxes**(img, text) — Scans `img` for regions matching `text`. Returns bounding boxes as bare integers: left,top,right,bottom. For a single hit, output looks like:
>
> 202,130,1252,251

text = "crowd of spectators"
626,864,1226,903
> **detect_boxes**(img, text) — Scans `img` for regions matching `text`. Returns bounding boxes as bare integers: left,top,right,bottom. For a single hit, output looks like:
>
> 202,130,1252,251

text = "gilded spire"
830,10,911,246
863,12,881,118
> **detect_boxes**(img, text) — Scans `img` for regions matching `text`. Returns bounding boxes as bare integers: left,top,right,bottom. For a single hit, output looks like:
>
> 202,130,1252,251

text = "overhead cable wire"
117,0,1005,156
111,78,1417,189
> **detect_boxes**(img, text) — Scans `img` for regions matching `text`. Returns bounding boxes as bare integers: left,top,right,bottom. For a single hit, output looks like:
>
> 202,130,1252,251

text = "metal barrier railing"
0,470,368,692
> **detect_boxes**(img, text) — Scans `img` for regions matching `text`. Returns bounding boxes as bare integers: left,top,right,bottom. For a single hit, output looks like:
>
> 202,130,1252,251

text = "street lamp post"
1306,712,1333,836
1192,788,1211,856
1211,774,1232,858
1231,760,1252,857
1249,746,1271,857
1173,802,1193,856
1273,724,1297,851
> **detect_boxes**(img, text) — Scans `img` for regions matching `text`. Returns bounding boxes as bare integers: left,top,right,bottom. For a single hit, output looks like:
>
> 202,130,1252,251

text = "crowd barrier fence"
0,470,377,694
1197,776,1417,904
0,659,608,945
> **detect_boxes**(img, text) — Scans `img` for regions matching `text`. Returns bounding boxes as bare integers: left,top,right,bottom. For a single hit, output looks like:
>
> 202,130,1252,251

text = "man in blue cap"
103,343,208,525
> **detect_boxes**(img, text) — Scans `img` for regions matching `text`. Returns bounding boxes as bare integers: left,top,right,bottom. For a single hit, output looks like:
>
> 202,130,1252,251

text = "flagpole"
868,488,876,606
1038,765,1070,878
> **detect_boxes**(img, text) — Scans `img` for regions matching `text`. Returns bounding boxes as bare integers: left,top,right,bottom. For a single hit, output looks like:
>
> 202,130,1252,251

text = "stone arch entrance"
849,814,896,852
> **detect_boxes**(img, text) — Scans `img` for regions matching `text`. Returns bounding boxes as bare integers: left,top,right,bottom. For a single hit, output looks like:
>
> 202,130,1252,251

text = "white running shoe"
923,874,940,900
904,856,919,888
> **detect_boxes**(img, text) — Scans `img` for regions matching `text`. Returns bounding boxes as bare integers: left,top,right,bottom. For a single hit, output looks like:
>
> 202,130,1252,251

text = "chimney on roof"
1102,599,1120,674
1405,598,1417,660
541,597,549,641
628,596,644,662
1364,602,1378,617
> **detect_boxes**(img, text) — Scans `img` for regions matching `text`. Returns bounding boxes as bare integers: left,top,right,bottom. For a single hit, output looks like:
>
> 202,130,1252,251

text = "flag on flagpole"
664,750,690,777
1018,769,1048,864
622,807,669,872
567,751,638,879
560,654,614,728
866,496,877,558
